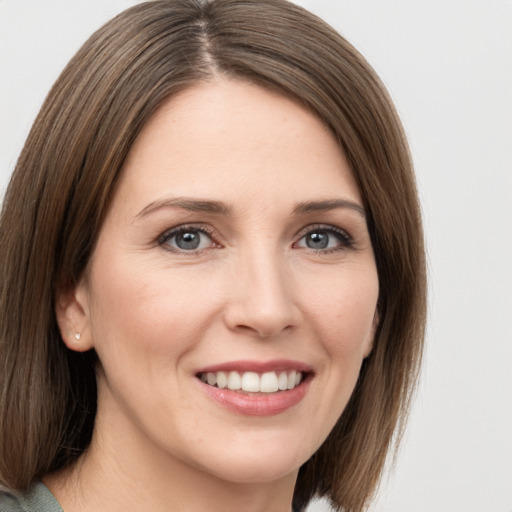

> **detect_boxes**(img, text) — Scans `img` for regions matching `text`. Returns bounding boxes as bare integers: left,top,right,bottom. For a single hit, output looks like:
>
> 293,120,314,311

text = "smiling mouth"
197,370,305,394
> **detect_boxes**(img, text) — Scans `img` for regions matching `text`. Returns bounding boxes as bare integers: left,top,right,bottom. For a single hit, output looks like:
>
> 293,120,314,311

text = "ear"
55,279,94,352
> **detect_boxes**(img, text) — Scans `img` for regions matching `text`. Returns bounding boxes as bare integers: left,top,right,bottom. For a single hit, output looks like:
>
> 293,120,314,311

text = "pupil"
176,231,200,250
307,231,328,249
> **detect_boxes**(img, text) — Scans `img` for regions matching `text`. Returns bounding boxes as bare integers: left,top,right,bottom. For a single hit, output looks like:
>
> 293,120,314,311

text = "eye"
158,226,217,253
295,226,353,252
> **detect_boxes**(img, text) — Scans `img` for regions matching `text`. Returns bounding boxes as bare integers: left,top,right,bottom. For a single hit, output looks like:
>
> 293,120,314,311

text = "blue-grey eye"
296,227,351,251
305,231,330,249
162,228,214,251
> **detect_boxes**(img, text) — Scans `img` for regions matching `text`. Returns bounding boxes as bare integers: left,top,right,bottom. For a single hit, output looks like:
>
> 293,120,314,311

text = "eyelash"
156,223,354,254
157,224,218,254
293,224,355,253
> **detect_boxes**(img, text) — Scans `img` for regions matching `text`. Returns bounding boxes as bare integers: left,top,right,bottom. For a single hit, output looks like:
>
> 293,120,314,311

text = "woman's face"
64,79,379,484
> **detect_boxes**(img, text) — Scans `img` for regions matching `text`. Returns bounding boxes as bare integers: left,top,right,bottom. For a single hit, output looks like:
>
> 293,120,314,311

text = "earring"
74,333,81,340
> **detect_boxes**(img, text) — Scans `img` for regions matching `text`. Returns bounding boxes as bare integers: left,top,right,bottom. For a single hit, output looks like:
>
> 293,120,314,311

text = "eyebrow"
135,197,231,220
135,196,365,220
293,199,366,218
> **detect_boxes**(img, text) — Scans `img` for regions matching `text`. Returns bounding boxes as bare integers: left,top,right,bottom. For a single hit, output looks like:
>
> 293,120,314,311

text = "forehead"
116,78,361,212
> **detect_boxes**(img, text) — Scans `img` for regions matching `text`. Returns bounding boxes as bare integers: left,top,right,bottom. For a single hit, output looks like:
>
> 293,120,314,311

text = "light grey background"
1,1,511,511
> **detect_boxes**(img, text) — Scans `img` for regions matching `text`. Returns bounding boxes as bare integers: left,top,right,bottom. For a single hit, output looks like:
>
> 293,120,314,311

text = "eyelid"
157,223,221,253
293,223,355,250
155,222,355,254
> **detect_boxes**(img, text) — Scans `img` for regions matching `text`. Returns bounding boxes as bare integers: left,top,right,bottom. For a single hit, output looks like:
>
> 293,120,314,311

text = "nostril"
233,322,294,339
222,281,301,338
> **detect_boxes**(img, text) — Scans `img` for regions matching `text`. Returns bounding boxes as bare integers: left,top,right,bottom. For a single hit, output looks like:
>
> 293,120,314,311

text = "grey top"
0,481,300,511
0,482,62,512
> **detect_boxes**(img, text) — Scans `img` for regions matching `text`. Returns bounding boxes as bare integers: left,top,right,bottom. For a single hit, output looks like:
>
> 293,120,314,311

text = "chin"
203,455,302,485
186,432,314,485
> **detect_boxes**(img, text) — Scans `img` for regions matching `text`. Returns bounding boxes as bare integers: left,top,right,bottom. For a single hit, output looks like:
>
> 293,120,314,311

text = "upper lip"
196,359,313,374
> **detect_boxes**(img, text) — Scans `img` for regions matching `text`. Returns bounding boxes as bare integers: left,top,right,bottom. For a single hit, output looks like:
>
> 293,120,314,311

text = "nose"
222,248,301,339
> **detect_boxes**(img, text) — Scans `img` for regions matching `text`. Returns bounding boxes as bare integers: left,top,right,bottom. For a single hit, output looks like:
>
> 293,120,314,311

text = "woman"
0,1,426,511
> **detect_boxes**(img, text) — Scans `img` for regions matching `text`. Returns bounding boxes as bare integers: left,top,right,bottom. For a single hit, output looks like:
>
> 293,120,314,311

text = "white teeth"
227,371,242,390
241,372,260,392
287,370,296,390
200,370,305,393
216,371,228,389
278,371,288,390
260,372,279,393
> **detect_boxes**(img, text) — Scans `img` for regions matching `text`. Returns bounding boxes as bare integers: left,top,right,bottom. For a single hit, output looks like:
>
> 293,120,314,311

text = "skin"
51,79,379,512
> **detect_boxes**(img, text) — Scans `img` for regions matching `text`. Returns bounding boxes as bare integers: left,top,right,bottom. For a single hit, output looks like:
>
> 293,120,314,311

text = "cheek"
306,267,379,357
86,257,216,370
288,267,378,455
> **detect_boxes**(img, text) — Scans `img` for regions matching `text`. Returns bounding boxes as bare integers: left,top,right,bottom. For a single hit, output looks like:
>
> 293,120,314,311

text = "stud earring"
74,333,81,341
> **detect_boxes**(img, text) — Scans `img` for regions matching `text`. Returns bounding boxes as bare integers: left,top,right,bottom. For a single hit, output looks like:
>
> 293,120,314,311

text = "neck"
45,454,296,512
44,401,297,512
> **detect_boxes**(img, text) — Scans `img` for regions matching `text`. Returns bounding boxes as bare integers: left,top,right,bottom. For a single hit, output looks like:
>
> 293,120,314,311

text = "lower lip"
199,377,311,416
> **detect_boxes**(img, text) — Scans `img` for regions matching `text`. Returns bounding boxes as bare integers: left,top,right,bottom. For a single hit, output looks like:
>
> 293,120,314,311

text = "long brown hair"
0,1,426,510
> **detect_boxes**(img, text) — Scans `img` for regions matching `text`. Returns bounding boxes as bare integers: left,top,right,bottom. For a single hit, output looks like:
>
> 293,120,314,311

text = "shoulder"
0,482,63,512
0,490,23,512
